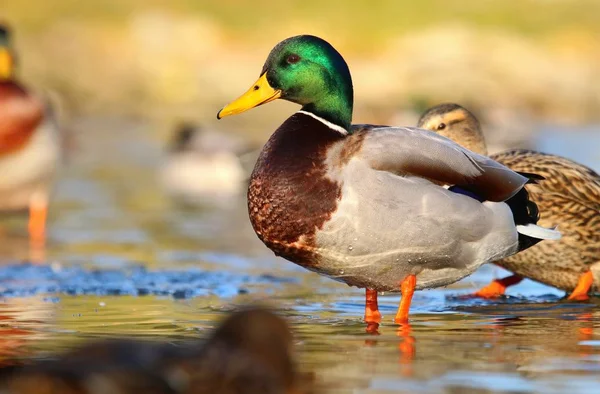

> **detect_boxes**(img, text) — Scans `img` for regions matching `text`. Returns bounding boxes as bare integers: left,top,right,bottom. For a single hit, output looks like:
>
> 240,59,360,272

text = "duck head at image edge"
0,23,62,247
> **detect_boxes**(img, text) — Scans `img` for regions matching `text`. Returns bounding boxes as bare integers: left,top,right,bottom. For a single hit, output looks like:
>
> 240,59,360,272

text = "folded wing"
355,126,528,202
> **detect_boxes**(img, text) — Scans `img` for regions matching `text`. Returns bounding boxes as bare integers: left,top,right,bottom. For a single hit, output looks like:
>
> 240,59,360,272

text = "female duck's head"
418,103,488,155
217,35,354,131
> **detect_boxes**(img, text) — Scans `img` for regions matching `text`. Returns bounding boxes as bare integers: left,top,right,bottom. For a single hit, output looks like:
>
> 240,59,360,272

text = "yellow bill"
0,48,13,79
217,73,282,119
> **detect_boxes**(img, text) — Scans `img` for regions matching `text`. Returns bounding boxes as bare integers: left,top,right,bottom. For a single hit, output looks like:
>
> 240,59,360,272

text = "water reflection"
312,301,600,393
2,307,314,394
0,290,597,392
0,297,56,366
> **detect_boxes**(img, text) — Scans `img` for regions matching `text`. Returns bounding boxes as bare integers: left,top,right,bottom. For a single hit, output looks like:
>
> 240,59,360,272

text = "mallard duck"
0,24,61,247
160,122,257,204
1,307,312,394
216,35,560,324
418,103,600,300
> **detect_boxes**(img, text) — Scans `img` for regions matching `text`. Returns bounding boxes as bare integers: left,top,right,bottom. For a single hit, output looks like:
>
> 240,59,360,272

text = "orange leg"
28,193,48,264
394,275,416,324
473,274,523,298
365,289,382,333
28,197,47,249
567,271,594,301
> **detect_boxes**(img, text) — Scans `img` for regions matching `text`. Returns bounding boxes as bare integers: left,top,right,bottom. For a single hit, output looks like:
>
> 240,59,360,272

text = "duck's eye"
286,54,301,64
437,123,447,130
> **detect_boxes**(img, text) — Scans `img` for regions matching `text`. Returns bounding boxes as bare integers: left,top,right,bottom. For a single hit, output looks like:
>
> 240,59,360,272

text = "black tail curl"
506,172,545,252
449,171,546,252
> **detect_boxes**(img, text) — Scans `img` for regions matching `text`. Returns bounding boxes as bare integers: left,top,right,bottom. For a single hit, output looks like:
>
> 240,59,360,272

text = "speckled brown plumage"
492,149,600,291
418,104,600,293
248,113,344,267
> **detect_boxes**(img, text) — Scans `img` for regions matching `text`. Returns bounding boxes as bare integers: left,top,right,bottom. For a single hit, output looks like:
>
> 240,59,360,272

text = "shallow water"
0,119,599,393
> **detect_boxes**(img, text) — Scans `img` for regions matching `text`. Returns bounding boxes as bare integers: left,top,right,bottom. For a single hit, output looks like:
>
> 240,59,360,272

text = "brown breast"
0,81,44,156
248,113,344,267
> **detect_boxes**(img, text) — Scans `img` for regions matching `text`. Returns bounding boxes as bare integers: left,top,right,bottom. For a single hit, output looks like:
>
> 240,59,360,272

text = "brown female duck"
418,103,600,299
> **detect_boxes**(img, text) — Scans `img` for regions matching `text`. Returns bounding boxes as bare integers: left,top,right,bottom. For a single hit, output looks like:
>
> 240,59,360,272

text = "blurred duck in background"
0,306,314,394
0,23,62,249
160,122,258,206
418,103,600,300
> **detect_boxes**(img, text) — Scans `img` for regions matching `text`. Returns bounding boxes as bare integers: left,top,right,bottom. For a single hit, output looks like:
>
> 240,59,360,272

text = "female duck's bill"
418,103,599,300
216,35,560,327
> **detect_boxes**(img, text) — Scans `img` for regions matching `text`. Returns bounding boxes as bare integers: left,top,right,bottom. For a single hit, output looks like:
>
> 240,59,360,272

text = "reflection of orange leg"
396,323,415,376
394,275,416,324
365,289,382,334
473,274,523,298
397,324,415,361
0,322,30,367
567,271,593,301
577,312,593,341
576,312,594,359
365,289,382,324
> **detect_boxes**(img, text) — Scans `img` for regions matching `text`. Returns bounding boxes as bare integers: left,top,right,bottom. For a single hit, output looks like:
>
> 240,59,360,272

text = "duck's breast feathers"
338,125,528,202
0,81,44,156
248,112,345,263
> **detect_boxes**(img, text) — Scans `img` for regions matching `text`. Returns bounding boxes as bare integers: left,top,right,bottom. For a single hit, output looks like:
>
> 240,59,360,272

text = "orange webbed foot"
472,275,523,299
567,271,594,301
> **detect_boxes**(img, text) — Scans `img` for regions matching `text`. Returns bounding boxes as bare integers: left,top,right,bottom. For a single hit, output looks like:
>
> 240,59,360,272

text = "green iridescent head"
218,35,354,131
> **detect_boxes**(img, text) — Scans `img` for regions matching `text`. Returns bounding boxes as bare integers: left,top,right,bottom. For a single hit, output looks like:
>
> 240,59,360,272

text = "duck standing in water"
217,35,560,324
0,24,61,248
160,122,257,205
418,103,600,300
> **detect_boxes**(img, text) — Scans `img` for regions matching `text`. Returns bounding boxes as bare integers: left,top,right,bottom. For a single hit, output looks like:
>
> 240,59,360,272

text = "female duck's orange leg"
567,271,594,301
473,274,523,298
365,289,382,324
394,275,416,324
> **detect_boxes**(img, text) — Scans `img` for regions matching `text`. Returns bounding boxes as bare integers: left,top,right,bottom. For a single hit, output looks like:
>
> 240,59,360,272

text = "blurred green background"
2,0,600,133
